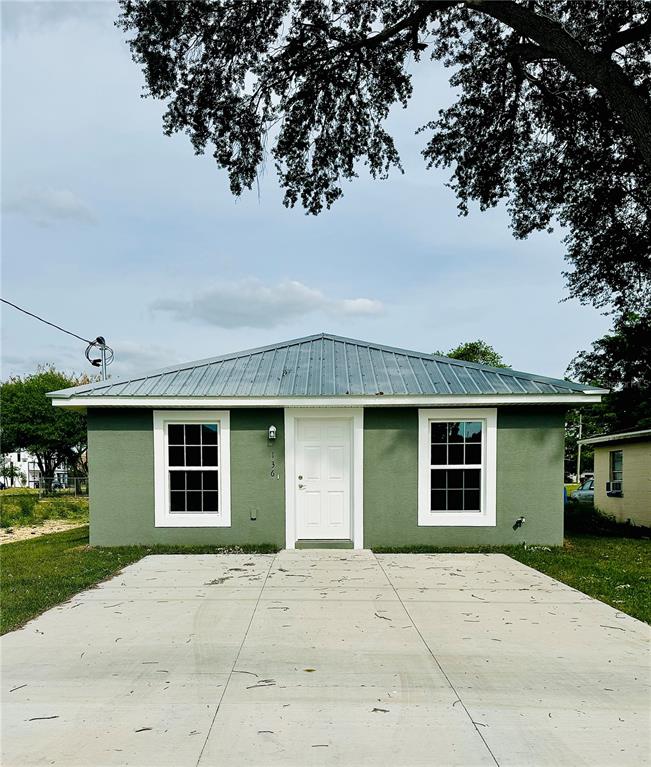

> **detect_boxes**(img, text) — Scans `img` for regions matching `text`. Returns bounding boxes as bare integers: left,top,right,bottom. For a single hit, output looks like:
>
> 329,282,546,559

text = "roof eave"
51,392,604,408
579,427,651,446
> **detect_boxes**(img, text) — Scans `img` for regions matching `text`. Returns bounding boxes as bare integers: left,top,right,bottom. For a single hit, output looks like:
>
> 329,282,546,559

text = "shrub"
564,501,651,538
39,497,89,520
0,493,40,528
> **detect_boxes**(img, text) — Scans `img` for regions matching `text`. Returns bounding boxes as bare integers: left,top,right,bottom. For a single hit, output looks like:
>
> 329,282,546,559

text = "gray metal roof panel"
48,332,606,399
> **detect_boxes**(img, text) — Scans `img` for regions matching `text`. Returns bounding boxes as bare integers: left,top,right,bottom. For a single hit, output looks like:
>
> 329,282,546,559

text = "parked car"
572,479,594,503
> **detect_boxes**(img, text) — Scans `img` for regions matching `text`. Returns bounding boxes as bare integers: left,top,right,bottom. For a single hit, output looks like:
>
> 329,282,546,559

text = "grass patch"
374,534,650,624
508,536,650,624
0,526,279,635
0,493,89,529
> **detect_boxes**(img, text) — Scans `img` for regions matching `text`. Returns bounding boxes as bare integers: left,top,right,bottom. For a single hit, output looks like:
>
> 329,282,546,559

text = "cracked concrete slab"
2,550,649,766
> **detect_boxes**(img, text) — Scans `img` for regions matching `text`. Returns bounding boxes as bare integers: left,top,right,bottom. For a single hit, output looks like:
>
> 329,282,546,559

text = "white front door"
295,417,352,540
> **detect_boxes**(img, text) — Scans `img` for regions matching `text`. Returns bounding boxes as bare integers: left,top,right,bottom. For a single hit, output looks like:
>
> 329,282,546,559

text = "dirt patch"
0,520,86,545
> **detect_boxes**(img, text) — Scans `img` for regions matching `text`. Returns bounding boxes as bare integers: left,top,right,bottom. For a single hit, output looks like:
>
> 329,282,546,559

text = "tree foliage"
118,0,651,312
563,408,597,478
0,458,27,488
0,368,88,480
436,339,508,367
567,309,651,435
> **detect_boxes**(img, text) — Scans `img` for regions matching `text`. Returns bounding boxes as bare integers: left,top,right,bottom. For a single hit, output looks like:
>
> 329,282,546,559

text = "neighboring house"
579,429,651,528
2,451,40,487
48,333,605,549
1,451,70,489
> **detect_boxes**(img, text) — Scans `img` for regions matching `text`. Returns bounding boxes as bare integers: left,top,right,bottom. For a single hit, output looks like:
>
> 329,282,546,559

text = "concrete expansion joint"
4,551,647,766
372,552,501,767
195,552,278,767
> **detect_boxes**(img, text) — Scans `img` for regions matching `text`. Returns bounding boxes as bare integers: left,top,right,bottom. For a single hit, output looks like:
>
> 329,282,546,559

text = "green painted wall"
88,405,564,548
87,408,285,546
362,407,565,547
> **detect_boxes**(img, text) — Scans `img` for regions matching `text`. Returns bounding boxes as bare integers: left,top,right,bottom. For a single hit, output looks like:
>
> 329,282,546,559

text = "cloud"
0,340,180,382
110,341,181,378
151,279,384,329
1,1,114,39
0,346,85,380
3,187,97,227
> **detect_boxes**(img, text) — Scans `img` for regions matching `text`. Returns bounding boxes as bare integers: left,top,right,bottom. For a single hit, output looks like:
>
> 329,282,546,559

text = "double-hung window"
607,450,623,497
418,408,497,526
153,411,230,527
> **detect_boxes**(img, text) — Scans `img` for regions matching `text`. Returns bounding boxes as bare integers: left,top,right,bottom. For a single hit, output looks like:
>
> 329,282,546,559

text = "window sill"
418,513,496,527
155,513,231,528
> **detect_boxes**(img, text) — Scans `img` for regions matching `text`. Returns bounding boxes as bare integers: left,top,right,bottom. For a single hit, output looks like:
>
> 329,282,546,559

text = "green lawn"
0,526,278,635
505,536,650,623
1,527,648,635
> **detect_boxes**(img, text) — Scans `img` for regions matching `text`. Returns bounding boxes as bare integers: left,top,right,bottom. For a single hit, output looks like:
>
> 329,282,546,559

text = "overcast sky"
1,1,610,383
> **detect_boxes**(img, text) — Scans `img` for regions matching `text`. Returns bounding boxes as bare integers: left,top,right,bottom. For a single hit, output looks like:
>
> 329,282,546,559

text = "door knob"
298,484,305,489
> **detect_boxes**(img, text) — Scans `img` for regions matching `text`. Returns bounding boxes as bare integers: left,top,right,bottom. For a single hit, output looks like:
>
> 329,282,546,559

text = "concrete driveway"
2,550,649,767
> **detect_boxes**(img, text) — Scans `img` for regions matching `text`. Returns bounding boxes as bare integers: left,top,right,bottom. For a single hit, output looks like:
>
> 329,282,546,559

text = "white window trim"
284,408,364,549
153,410,231,528
418,408,497,527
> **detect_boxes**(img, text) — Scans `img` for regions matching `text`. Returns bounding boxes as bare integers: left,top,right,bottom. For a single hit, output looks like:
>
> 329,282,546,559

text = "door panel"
303,446,321,480
326,446,345,480
295,418,352,540
305,491,321,526
326,490,345,526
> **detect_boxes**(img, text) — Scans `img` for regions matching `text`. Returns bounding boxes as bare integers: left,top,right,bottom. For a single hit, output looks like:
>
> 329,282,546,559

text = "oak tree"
567,308,651,434
0,368,88,483
118,0,651,312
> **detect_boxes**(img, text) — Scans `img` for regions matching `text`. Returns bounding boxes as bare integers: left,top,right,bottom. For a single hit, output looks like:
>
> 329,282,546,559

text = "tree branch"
509,41,554,63
333,2,456,54
464,1,651,169
602,18,651,54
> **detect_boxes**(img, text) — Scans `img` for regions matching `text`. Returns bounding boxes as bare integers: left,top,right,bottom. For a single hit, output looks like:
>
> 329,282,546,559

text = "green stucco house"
49,334,605,549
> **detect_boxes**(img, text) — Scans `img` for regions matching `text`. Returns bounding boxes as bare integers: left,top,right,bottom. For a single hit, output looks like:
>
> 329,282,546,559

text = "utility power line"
1,298,92,344
1,297,113,380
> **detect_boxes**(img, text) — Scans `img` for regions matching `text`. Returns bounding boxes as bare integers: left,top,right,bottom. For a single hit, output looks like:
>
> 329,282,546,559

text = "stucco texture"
362,407,565,547
88,406,565,547
593,440,651,526
87,408,285,546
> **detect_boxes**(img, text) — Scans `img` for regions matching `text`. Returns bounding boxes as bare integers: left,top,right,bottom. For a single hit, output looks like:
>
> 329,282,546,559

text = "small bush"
39,497,89,520
564,501,651,538
0,493,39,527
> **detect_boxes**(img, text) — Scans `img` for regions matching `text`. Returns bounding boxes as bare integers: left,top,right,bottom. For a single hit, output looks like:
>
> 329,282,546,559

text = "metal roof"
49,333,605,400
